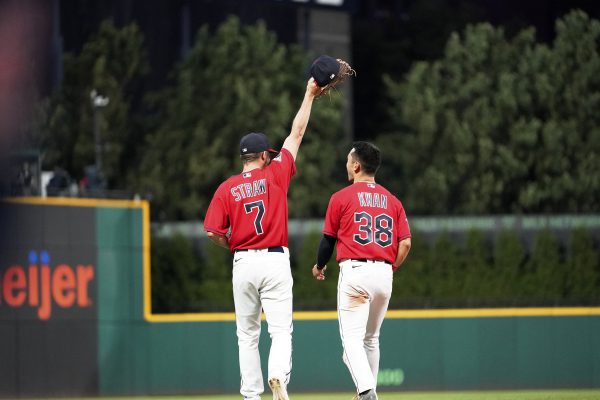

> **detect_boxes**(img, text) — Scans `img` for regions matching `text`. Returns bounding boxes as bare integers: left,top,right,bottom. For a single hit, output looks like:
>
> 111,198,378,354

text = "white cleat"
268,377,289,400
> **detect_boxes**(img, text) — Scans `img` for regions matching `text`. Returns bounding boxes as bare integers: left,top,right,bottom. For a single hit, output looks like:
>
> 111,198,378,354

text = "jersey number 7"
244,200,265,235
353,212,393,247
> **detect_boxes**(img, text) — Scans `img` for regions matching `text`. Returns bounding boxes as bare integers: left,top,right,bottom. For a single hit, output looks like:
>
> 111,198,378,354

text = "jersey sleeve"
204,184,230,236
323,194,341,238
395,198,411,241
268,148,296,188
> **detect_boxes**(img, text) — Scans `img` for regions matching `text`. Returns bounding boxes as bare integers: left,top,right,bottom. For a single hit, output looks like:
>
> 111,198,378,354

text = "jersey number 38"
353,212,393,247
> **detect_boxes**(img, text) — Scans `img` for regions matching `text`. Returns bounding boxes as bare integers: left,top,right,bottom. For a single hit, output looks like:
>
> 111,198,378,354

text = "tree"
380,10,600,214
352,0,486,139
288,91,347,218
138,16,345,220
40,20,149,189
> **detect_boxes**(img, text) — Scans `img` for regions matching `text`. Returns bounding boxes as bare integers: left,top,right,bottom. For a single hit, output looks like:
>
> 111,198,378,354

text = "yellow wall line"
142,201,152,322
3,196,145,209
145,307,600,323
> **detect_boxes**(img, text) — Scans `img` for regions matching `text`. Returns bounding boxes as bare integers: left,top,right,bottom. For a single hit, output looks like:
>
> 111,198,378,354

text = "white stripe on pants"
232,248,293,399
338,260,393,393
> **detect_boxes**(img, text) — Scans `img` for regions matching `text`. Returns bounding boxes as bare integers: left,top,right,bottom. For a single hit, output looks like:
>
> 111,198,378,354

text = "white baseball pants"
337,260,393,394
232,248,293,399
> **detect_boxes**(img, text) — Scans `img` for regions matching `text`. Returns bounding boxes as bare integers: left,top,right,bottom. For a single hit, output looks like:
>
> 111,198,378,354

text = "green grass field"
56,390,600,400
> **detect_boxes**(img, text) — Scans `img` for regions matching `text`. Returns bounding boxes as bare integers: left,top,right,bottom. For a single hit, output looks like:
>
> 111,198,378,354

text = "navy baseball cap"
239,132,278,155
310,55,340,87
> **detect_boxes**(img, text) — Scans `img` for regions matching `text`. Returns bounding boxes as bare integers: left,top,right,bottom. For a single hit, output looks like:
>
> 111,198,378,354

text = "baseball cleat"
353,389,377,400
268,377,289,400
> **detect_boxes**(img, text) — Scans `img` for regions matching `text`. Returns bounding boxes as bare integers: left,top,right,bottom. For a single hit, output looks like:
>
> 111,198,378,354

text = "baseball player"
312,142,412,400
203,78,323,400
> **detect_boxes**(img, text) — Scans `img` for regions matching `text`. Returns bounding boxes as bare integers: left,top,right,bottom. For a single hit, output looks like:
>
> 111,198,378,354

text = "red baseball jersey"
323,182,411,264
204,149,296,252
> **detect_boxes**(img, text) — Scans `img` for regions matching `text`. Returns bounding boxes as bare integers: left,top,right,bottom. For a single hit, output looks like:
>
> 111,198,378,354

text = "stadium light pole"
90,89,109,176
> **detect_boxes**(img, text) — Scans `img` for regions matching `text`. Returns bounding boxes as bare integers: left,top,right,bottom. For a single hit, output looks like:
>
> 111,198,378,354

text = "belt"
349,258,390,264
236,246,284,253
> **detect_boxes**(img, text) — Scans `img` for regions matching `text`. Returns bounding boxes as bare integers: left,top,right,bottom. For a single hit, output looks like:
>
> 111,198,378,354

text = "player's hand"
307,77,325,98
312,264,326,281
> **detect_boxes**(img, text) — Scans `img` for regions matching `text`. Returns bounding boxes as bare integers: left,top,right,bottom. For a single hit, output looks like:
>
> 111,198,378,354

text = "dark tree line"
378,10,599,215
151,228,600,312
35,11,599,219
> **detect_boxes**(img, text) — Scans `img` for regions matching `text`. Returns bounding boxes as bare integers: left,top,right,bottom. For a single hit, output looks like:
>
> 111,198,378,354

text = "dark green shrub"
392,231,429,307
522,230,566,302
493,230,526,302
427,233,464,304
566,229,600,302
461,230,493,304
151,234,202,313
151,227,599,312
292,231,339,310
196,240,233,311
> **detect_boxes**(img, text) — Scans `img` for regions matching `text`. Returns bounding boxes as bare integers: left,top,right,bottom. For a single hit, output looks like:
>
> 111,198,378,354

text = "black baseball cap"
310,55,340,87
239,132,278,155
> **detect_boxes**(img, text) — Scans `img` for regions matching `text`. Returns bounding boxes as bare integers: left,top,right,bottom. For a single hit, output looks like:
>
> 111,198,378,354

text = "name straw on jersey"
204,149,295,252
323,182,411,265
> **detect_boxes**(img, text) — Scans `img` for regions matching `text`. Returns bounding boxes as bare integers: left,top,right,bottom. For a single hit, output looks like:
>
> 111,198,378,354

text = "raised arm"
282,78,323,160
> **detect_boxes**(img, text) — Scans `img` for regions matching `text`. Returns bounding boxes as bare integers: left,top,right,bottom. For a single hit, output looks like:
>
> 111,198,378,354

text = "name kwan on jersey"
357,191,388,209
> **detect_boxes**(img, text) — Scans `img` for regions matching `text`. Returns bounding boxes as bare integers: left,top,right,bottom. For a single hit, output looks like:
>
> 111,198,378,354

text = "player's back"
223,167,289,249
204,149,296,252
326,182,410,264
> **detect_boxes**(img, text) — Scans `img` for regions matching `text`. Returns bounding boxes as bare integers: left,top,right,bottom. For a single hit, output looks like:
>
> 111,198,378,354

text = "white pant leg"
364,265,393,390
337,262,376,393
233,259,264,399
260,251,294,385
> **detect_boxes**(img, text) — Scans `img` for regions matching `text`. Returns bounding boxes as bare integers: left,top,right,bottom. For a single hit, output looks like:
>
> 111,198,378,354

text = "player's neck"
353,174,376,184
242,161,263,173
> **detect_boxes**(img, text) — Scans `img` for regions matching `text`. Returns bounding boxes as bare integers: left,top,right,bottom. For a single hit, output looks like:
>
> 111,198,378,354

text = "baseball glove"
310,55,356,97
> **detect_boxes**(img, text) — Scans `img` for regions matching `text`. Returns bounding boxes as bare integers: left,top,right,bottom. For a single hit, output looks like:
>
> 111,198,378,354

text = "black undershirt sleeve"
316,234,337,269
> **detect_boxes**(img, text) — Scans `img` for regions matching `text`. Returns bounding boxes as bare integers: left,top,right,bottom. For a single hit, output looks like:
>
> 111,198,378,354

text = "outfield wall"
1,198,599,398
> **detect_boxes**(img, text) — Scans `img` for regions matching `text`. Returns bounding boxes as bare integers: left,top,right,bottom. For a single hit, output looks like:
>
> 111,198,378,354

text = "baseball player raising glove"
204,78,323,400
